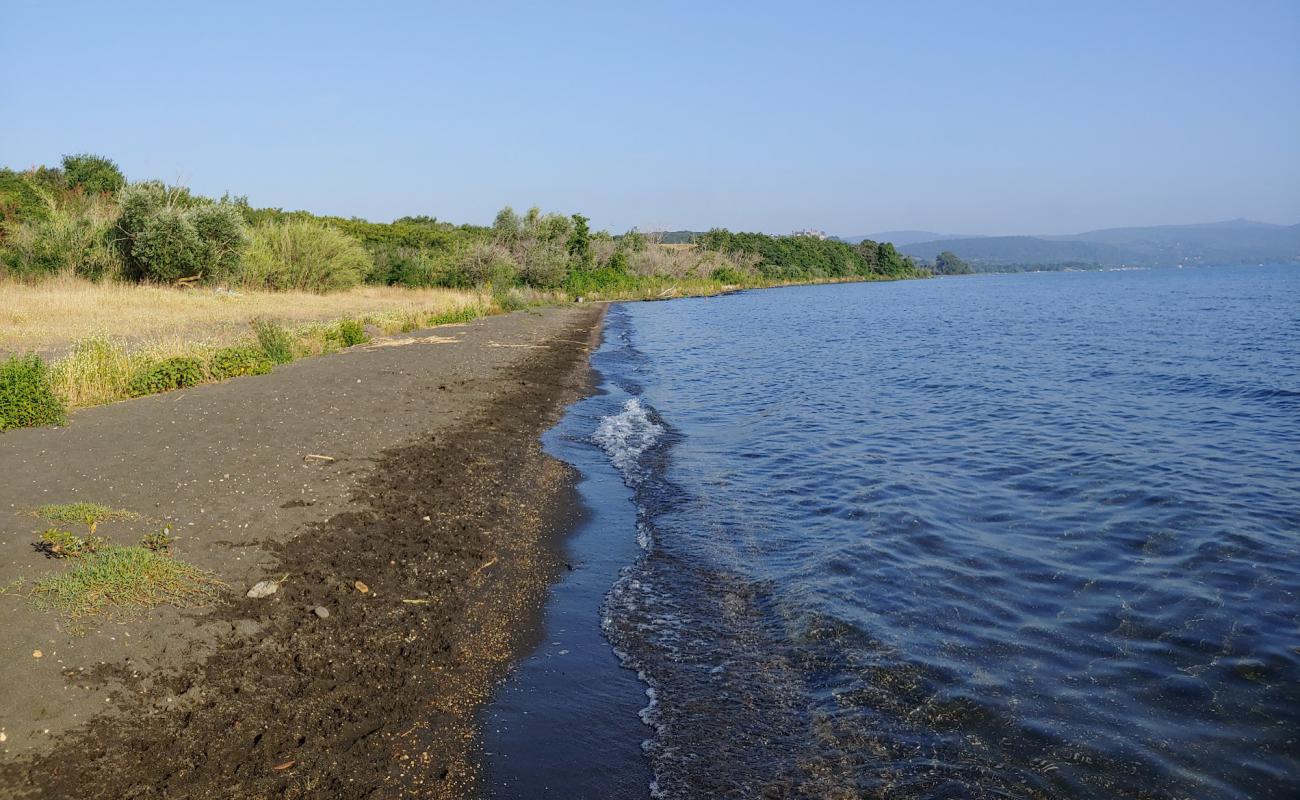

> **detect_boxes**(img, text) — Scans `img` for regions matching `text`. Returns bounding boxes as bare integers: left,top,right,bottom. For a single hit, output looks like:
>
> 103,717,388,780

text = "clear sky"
3,0,1297,235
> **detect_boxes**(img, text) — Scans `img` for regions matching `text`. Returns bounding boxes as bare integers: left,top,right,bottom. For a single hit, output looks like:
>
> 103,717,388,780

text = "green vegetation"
327,318,369,348
208,345,273,379
39,527,107,558
931,250,973,275
32,502,138,532
127,356,204,396
0,355,66,431
695,230,923,280
31,541,220,626
0,153,929,431
242,219,371,291
252,318,296,364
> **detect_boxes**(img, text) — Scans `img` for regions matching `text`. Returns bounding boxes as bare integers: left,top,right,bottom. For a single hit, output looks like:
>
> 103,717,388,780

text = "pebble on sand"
313,606,330,619
246,580,279,599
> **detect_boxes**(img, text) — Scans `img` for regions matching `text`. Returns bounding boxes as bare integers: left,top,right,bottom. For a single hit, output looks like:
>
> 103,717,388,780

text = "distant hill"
839,230,975,246
900,220,1300,269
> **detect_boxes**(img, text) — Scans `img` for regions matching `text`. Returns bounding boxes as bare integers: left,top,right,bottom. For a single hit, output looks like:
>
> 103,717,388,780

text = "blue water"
488,264,1300,799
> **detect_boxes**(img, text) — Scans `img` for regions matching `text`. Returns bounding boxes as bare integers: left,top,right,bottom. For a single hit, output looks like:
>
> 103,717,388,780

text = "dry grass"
0,275,492,357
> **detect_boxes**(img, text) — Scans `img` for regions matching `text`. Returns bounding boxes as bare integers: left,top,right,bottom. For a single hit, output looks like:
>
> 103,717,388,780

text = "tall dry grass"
0,275,492,356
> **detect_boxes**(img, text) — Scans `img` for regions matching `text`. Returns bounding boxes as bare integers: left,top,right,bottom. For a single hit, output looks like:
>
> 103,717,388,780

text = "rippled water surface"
580,266,1299,799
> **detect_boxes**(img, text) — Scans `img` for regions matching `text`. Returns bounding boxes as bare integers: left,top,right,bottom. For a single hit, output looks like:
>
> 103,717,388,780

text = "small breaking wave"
593,397,664,484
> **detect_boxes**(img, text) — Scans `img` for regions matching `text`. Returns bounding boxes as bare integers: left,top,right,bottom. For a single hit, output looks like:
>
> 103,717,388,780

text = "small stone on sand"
32,650,42,659
353,580,369,593
246,580,279,599
313,606,330,619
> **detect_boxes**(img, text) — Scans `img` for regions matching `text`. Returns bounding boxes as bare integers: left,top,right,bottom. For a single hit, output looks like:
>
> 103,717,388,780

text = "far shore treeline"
0,154,930,296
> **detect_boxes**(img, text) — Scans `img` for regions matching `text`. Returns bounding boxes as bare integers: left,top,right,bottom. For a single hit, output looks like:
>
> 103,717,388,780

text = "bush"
115,182,245,283
208,345,273,380
61,154,125,195
241,220,371,292
710,266,748,284
458,241,518,287
327,319,369,348
49,335,136,408
0,355,67,431
0,191,122,280
251,319,295,364
0,168,50,228
127,356,204,397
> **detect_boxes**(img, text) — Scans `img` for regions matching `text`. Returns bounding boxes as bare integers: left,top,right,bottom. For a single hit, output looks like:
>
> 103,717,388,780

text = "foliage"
932,250,973,275
140,530,176,553
39,528,108,558
328,318,369,347
61,154,125,195
0,354,66,431
208,345,273,379
252,318,295,364
241,219,371,292
126,356,204,396
566,213,593,269
49,335,137,407
710,266,749,284
0,190,123,280
33,502,138,531
457,240,519,286
697,229,920,279
0,168,51,229
115,182,246,283
30,542,221,625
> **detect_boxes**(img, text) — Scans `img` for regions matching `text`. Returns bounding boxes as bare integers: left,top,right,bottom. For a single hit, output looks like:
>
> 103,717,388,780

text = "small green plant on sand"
33,502,138,534
327,318,369,348
140,529,176,554
208,345,273,380
39,527,108,558
252,318,295,364
31,544,221,627
0,354,67,432
127,356,204,396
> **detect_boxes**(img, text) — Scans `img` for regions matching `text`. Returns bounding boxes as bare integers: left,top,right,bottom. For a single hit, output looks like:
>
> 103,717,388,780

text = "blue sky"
2,0,1297,235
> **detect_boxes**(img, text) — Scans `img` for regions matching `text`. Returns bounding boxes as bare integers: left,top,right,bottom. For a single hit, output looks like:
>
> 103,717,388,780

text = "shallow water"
489,264,1300,799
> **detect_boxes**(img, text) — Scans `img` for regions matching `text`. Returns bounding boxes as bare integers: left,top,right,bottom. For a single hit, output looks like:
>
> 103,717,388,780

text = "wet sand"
0,303,605,799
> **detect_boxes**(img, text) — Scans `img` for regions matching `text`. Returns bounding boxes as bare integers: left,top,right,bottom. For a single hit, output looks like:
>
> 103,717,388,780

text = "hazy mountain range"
844,220,1300,268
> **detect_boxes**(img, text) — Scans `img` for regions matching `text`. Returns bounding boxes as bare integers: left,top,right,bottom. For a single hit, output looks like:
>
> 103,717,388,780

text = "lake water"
485,264,1300,799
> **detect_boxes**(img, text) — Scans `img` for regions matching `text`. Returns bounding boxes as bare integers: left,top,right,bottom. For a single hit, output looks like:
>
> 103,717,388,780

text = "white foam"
593,397,664,481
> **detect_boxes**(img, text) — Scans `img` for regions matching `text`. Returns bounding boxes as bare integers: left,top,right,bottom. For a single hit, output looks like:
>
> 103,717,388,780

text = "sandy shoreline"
0,303,606,799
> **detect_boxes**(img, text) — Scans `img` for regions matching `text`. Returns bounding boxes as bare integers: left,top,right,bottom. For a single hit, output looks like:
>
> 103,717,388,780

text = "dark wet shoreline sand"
0,303,606,799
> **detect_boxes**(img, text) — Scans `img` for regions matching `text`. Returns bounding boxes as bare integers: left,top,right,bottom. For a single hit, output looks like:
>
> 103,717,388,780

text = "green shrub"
0,191,122,280
327,319,369,348
39,528,108,559
0,355,67,431
61,154,125,195
0,168,50,228
127,356,204,397
114,182,244,283
251,318,295,364
241,219,371,292
710,266,748,284
208,345,273,380
427,305,487,326
458,241,519,287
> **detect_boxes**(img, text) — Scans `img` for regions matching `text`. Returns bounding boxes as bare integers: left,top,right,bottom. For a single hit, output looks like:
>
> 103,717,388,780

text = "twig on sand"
303,454,336,463
470,555,499,580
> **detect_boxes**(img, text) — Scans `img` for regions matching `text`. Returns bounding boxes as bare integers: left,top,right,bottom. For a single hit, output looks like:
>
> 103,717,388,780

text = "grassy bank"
1,153,929,431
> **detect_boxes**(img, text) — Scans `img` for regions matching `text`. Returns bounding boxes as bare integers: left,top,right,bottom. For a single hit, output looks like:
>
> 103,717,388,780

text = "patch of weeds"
127,356,204,397
0,354,67,431
30,544,222,628
32,502,138,533
208,345,273,380
327,318,369,348
140,529,176,554
427,305,484,326
38,527,108,558
252,318,295,364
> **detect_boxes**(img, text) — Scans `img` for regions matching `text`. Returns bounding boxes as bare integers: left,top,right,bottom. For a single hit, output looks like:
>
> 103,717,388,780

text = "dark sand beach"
0,303,605,799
